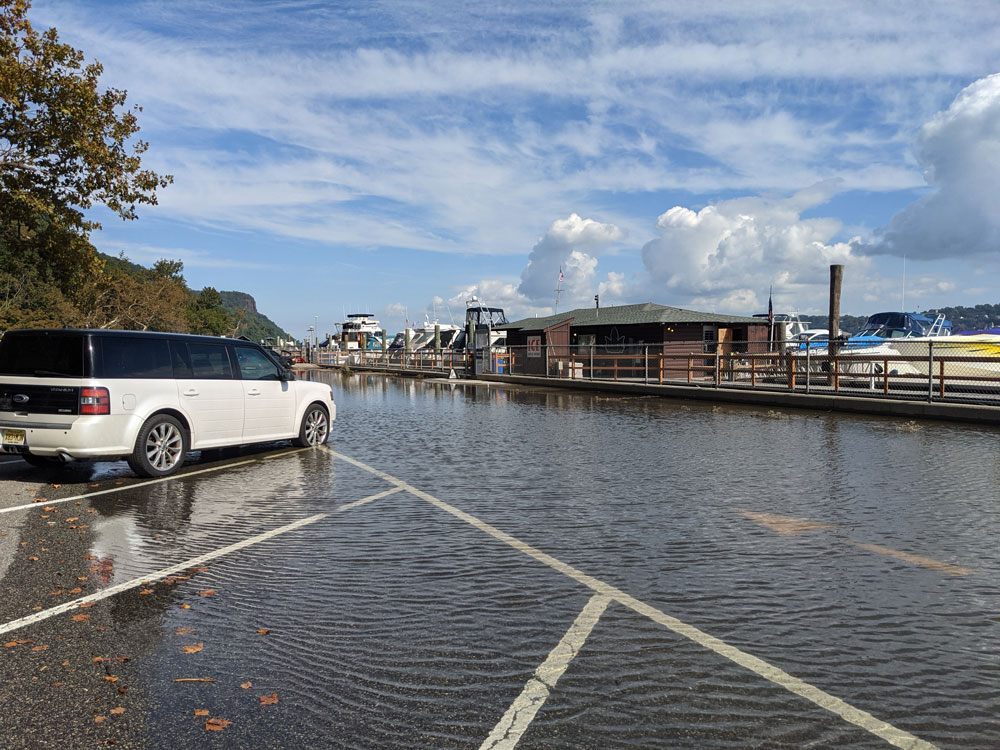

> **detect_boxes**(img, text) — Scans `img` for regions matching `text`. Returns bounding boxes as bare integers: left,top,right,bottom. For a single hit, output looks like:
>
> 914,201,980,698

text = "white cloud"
635,184,870,314
518,214,623,304
861,73,1000,259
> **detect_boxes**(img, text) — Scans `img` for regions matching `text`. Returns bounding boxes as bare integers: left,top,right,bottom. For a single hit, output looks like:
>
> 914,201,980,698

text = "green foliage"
0,0,171,239
187,286,233,336
0,0,173,332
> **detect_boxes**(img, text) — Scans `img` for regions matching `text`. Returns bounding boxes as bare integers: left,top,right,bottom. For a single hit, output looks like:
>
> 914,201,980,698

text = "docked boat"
752,312,814,349
387,317,462,351
792,311,1000,385
338,313,384,351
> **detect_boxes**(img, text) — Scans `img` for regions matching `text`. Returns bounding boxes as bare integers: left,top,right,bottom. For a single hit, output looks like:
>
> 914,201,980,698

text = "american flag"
558,267,564,283
767,286,774,323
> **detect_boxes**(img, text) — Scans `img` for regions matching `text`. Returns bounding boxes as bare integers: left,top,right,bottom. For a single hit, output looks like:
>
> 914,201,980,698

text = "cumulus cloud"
860,73,1000,259
517,214,623,305
637,183,868,313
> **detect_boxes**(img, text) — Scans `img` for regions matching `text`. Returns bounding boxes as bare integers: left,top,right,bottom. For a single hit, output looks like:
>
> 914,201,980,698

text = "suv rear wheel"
128,414,188,477
292,404,329,447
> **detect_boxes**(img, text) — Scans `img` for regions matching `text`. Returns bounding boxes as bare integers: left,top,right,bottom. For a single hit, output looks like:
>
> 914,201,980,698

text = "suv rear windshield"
0,332,87,377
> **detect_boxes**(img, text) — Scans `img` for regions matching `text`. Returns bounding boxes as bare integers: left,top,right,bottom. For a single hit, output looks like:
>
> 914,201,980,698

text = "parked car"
0,329,336,477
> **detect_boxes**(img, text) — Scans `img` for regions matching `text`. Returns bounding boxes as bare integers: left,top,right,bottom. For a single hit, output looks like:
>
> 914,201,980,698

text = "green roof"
500,302,765,330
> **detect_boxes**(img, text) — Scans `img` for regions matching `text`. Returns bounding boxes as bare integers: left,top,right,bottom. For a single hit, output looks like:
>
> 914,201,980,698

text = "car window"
0,332,86,376
235,346,281,381
97,336,172,378
171,342,233,379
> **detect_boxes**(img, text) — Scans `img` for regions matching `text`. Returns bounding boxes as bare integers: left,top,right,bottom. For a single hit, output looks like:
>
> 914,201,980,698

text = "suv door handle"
247,389,261,396
182,388,199,397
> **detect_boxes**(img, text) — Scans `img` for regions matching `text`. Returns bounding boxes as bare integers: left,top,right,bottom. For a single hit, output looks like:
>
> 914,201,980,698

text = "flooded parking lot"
1,372,998,748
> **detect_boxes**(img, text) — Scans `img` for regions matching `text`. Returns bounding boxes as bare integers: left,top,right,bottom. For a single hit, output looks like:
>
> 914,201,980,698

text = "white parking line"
480,594,610,750
0,448,312,516
0,487,402,637
324,447,938,750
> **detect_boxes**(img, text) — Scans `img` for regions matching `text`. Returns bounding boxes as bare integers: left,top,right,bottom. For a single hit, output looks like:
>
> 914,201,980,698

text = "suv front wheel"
128,414,189,477
293,404,329,447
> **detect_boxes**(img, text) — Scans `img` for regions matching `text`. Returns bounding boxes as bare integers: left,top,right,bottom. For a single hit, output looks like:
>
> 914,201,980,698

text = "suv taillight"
80,387,110,415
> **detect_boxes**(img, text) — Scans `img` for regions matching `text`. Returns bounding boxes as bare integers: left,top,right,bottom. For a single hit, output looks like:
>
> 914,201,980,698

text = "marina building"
500,302,770,377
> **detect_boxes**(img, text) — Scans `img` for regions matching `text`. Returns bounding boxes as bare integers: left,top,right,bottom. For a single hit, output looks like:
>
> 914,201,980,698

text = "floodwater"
1,373,998,748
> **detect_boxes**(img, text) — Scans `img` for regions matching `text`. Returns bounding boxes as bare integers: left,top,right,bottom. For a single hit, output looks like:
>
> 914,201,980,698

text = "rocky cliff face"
220,290,258,315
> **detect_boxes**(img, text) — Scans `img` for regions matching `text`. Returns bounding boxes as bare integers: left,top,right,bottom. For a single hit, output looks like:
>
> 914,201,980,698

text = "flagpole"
768,284,774,347
554,267,564,314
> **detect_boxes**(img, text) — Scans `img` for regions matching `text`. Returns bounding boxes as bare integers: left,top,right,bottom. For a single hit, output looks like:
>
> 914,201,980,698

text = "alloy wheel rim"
145,423,183,470
305,410,328,445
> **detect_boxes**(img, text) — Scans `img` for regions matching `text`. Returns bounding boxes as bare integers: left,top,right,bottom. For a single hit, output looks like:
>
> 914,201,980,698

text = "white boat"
338,313,384,351
793,312,1000,386
752,312,813,348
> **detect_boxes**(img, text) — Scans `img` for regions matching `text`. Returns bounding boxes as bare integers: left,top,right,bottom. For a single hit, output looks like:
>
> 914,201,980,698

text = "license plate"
2,429,25,446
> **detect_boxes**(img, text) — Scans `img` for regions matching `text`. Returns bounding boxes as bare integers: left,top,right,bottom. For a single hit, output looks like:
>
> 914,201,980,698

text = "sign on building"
527,335,541,358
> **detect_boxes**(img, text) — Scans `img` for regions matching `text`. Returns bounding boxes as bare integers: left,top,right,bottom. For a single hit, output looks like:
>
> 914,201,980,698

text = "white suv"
0,329,336,477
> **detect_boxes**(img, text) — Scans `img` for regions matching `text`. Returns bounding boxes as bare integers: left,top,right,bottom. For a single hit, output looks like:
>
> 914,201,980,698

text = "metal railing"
500,339,1000,405
315,338,1000,405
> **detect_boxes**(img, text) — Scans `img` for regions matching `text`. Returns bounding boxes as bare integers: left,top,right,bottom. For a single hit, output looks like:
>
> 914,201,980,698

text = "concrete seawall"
477,373,1000,426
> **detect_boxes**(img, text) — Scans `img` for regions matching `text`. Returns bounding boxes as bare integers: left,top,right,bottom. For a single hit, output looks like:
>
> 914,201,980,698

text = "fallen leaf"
105,676,118,683
188,566,208,573
40,515,50,519
94,716,106,723
3,642,18,648
32,498,45,503
93,657,104,663
68,587,83,594
256,629,269,635
70,614,91,622
31,606,41,611
174,627,196,635
89,483,99,487
51,484,60,488
81,555,97,560
180,604,191,610
61,660,69,666
239,681,252,690
39,665,48,671
51,682,64,687
181,643,204,654
28,556,39,561
76,576,87,581
43,506,56,511
172,678,215,683
78,601,95,609
194,709,209,717
139,589,154,595
87,509,98,513
31,645,48,651
198,590,216,597
204,717,231,731
65,517,79,522
259,693,279,705
109,707,125,715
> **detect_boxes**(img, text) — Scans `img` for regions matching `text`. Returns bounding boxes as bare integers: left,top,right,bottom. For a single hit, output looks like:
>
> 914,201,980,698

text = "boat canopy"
855,312,951,338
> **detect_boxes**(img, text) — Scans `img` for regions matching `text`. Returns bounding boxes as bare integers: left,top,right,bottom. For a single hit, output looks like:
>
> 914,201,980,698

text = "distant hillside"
219,291,293,344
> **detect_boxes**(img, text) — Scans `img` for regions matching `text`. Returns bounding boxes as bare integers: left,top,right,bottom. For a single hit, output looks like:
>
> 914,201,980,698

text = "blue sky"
33,0,1000,338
